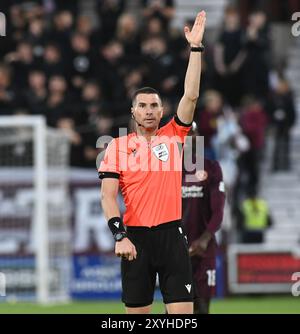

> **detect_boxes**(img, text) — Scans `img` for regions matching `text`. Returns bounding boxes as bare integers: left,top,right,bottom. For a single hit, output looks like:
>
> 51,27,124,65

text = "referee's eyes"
138,104,159,109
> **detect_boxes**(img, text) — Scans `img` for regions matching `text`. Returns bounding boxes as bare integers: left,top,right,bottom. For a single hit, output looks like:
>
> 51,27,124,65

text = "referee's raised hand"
115,238,137,261
184,10,206,47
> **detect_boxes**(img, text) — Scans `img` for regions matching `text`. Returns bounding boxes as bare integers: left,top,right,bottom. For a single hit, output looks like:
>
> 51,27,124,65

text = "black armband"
108,217,126,236
99,171,120,179
174,114,193,127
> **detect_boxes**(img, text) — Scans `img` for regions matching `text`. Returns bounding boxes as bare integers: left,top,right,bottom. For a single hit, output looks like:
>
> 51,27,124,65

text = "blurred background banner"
71,254,122,300
0,0,300,309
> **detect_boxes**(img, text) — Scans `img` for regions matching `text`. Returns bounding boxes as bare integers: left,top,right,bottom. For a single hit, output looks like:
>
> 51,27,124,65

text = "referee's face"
132,93,163,130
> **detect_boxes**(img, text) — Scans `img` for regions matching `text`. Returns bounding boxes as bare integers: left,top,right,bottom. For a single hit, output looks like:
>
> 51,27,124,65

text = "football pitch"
0,296,299,314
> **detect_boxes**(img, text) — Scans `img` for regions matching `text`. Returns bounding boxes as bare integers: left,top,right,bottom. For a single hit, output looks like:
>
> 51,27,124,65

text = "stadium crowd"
0,0,297,240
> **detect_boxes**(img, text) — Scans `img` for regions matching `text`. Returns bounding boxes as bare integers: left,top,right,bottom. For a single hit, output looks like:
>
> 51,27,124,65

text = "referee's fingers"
128,254,134,261
116,252,128,259
132,246,137,259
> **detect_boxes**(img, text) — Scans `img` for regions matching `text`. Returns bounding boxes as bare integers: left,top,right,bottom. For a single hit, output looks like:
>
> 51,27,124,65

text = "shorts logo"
178,227,183,234
152,143,169,162
185,284,192,293
113,222,120,228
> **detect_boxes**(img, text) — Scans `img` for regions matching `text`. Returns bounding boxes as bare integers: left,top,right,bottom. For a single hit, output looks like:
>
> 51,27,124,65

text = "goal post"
0,115,71,303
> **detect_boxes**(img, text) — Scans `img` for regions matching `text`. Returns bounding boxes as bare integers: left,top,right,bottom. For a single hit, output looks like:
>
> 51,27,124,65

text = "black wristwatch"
114,232,127,242
191,44,205,52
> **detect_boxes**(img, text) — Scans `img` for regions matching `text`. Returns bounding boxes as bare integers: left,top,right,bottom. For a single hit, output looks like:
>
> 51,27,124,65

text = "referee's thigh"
156,225,194,304
121,231,156,307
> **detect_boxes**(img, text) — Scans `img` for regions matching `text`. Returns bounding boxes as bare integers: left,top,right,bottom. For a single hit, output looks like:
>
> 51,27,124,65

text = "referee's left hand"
184,10,206,47
115,238,137,261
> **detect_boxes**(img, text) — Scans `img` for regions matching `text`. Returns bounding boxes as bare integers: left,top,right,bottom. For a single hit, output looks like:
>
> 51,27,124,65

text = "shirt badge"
152,143,169,162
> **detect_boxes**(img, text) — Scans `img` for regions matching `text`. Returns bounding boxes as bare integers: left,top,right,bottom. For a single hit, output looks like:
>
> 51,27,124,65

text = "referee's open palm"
115,238,137,261
184,10,206,47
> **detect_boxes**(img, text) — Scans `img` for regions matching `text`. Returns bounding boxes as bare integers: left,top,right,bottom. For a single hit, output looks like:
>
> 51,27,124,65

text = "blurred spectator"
143,17,167,40
6,40,36,90
197,90,223,160
18,1,44,21
76,15,94,38
0,63,18,115
242,10,270,100
79,80,105,125
42,42,66,77
69,32,93,89
53,0,79,16
142,0,175,30
141,36,177,98
26,18,48,57
214,6,246,106
115,14,141,57
50,10,74,48
213,106,248,198
45,75,73,127
239,0,300,23
96,40,126,103
97,0,126,44
57,117,84,167
267,77,296,171
124,69,144,100
23,69,47,115
237,189,272,243
239,97,268,195
82,114,114,168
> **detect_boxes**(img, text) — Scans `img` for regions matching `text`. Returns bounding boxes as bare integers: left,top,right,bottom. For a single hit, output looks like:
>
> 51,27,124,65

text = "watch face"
114,232,125,241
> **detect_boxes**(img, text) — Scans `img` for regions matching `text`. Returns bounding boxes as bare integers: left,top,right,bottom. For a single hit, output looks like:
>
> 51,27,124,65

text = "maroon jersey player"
182,124,225,314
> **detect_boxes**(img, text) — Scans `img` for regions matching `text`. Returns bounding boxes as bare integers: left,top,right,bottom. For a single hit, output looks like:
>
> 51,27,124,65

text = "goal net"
0,116,71,303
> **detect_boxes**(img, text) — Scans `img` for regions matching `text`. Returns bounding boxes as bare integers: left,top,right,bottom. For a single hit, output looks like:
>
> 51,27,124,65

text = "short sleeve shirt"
99,115,191,227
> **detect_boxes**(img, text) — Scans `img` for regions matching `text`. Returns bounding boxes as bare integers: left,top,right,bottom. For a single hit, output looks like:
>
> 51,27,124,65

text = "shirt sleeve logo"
219,181,225,192
152,143,169,162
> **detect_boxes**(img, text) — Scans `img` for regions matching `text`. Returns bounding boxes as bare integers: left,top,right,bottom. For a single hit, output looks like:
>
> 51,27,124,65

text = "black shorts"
121,220,194,307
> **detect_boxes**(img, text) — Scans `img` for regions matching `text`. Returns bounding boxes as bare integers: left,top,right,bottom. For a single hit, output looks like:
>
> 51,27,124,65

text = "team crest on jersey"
195,170,208,181
152,143,169,162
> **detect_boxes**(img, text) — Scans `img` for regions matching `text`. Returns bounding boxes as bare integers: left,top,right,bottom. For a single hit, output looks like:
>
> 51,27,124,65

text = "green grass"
0,296,299,314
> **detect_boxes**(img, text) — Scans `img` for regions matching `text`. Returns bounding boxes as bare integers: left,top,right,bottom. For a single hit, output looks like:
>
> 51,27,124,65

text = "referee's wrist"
107,216,126,236
190,43,205,52
190,42,204,48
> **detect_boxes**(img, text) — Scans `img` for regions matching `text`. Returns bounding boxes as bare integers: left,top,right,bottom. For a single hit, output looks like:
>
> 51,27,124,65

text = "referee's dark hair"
132,87,162,106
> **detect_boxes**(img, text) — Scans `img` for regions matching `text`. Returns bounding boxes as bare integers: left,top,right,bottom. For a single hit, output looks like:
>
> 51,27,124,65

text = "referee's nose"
145,108,154,116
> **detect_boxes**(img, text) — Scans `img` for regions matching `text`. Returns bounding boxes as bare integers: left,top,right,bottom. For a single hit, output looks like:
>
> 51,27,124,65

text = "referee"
99,11,206,314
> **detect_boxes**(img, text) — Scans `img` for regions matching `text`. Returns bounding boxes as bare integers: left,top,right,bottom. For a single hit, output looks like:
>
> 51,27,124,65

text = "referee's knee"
125,303,152,314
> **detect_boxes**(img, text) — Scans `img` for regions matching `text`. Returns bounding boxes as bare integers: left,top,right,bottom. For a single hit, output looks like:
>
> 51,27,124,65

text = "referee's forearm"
184,51,202,101
101,196,121,220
